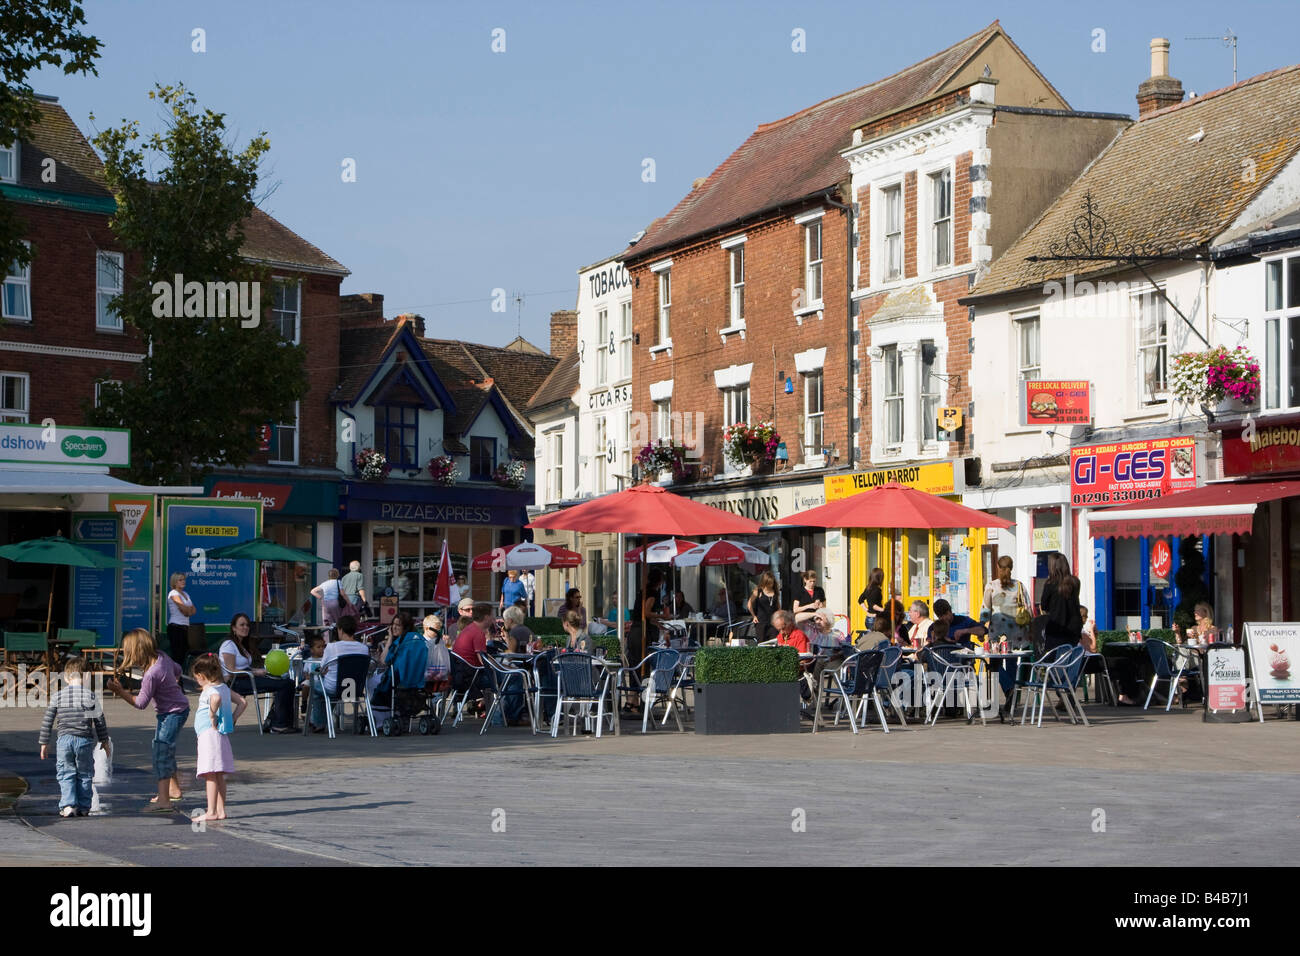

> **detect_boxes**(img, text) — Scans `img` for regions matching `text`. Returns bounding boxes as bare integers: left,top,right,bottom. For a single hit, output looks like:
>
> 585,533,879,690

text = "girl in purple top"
107,628,190,812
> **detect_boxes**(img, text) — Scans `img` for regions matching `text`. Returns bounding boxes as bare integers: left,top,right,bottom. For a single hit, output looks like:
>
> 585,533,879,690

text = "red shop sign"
1222,420,1300,477
211,481,292,512
1070,435,1197,507
1021,380,1091,427
1150,539,1171,579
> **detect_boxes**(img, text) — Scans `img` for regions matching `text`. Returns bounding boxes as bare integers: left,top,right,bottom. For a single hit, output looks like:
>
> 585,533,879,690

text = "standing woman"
792,570,826,626
1041,552,1083,650
165,572,196,670
982,556,1030,648
747,571,781,641
311,568,347,627
857,567,886,619
106,629,190,811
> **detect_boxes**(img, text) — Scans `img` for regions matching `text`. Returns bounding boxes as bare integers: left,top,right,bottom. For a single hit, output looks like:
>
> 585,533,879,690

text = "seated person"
310,615,371,731
1079,606,1097,653
917,620,957,666
446,598,475,641
451,603,493,668
672,590,694,618
298,634,326,718
707,588,733,621
558,588,588,631
904,600,933,647
855,614,893,651
773,610,811,654
502,605,533,653
933,599,986,646
561,610,593,653
807,610,843,648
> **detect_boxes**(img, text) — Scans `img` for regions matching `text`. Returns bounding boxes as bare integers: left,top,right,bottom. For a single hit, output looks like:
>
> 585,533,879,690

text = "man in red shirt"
773,610,811,654
452,603,493,667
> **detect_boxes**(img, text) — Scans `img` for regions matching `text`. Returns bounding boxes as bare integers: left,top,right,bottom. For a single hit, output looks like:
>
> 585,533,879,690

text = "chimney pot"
1150,37,1170,78
1137,38,1183,117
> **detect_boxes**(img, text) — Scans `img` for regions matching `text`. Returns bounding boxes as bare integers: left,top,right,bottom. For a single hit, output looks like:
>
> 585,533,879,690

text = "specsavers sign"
0,423,129,467
824,461,957,502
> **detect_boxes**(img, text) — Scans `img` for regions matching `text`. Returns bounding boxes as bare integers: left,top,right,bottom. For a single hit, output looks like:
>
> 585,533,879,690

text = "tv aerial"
1185,28,1238,85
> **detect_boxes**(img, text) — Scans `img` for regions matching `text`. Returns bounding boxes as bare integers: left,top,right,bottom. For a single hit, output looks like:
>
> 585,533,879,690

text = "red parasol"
528,484,761,536
623,538,698,563
470,541,583,571
432,538,453,606
773,482,1012,530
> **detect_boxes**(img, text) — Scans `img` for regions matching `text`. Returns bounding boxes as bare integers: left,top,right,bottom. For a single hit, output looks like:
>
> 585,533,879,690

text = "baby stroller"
375,631,441,736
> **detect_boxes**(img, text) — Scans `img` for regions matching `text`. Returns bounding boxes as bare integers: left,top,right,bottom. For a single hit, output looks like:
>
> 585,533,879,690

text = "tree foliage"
87,84,308,486
0,0,102,272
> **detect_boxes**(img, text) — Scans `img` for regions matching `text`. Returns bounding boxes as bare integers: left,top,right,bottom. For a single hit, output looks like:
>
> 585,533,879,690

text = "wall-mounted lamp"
784,377,794,394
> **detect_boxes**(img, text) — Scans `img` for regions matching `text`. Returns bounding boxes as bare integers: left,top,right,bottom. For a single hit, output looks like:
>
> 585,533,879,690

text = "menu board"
1205,646,1248,713
1243,622,1300,720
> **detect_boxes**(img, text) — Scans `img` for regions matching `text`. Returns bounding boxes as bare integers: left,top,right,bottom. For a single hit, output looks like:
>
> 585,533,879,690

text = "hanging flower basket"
354,448,391,482
722,421,780,469
1171,346,1260,407
493,459,527,490
427,455,459,486
635,440,694,483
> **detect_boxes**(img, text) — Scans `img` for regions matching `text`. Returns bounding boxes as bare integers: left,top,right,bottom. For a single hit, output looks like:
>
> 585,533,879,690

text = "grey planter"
694,681,801,734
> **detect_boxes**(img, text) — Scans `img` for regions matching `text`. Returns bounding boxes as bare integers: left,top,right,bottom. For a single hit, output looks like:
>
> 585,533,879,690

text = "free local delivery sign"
0,423,130,467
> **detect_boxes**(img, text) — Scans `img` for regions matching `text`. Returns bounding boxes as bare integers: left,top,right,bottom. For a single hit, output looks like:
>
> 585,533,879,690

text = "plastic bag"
92,739,113,785
426,641,450,682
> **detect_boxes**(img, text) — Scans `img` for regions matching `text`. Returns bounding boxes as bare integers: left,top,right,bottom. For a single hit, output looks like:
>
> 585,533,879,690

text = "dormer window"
0,142,16,184
376,405,418,467
471,436,496,480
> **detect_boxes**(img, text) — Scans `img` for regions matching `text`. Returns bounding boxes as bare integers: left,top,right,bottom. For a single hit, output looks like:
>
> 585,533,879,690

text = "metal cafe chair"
550,652,610,738
812,650,888,734
1144,638,1200,712
923,645,983,725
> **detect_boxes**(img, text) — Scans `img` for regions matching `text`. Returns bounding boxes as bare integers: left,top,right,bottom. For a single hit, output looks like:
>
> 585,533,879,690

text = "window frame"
729,244,745,326
269,400,300,466
376,405,419,469
657,269,671,344
882,344,903,447
551,431,564,501
272,277,302,345
804,221,823,306
0,141,15,184
1134,289,1169,406
0,371,30,423
1263,255,1300,410
470,435,497,481
882,184,904,282
654,398,672,442
595,307,609,386
95,250,124,331
920,340,940,444
3,241,31,322
618,300,633,381
722,385,750,428
94,379,122,409
1016,315,1041,384
593,415,608,490
929,168,953,271
803,370,824,460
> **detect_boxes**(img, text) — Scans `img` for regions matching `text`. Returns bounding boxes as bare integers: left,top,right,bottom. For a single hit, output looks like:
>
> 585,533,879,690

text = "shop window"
261,523,314,624
471,436,496,480
906,533,930,599
377,405,418,468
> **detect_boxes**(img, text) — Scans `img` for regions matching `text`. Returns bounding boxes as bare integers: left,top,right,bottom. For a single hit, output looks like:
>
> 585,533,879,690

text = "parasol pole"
45,566,55,638
616,532,625,665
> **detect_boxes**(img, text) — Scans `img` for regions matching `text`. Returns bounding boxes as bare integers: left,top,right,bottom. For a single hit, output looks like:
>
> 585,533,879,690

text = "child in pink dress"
191,655,245,821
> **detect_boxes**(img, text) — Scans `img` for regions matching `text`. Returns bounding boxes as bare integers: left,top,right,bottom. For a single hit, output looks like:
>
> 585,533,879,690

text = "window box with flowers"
354,448,391,482
493,459,527,490
1171,346,1260,414
722,420,780,472
635,440,695,484
427,455,460,486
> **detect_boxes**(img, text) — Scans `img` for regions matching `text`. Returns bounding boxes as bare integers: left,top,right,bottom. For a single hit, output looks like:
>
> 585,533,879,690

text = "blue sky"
32,0,1297,348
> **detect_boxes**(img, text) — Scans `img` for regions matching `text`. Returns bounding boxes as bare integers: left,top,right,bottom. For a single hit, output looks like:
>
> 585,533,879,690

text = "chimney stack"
1137,38,1184,117
394,312,426,337
339,292,385,327
549,309,577,356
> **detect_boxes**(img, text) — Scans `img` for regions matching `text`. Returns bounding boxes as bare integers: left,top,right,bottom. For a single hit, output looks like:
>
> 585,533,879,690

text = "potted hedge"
693,645,801,734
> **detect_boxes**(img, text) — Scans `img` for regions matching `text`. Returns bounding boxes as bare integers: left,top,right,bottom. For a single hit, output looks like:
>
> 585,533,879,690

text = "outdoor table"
953,649,1031,721
681,617,725,644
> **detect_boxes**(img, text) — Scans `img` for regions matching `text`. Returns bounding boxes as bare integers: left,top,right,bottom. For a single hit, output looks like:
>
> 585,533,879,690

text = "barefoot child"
190,655,245,821
107,629,189,812
38,656,111,817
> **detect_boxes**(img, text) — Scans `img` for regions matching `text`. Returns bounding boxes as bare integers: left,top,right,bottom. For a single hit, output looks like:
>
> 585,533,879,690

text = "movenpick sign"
0,423,129,467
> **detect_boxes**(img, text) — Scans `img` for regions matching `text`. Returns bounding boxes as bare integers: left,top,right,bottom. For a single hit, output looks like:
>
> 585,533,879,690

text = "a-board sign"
1243,622,1300,722
1205,645,1248,714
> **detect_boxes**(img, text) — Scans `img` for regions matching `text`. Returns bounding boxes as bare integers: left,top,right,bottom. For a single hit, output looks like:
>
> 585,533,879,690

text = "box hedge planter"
693,646,801,735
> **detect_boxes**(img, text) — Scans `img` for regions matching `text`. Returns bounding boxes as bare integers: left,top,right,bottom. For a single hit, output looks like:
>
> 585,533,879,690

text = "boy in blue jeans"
38,656,111,817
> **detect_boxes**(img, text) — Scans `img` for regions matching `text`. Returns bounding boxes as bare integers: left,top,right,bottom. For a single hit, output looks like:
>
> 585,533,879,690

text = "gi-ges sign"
1070,435,1196,506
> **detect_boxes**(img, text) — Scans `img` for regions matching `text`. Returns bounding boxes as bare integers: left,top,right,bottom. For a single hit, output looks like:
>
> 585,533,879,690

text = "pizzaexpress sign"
0,423,129,467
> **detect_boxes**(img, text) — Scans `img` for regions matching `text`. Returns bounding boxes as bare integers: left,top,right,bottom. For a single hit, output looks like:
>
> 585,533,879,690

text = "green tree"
87,84,308,486
0,1,102,274
1173,536,1211,629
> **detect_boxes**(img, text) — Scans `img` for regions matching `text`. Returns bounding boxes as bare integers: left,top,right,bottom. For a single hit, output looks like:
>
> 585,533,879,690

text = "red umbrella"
529,486,761,666
623,538,698,563
433,538,453,606
470,541,583,570
673,539,769,567
773,482,1012,530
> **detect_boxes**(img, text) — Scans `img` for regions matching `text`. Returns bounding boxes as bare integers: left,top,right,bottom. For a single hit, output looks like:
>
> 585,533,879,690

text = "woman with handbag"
983,556,1032,649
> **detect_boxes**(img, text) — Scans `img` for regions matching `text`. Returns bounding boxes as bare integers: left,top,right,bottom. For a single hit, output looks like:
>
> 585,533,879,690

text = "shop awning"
0,468,203,496
1088,480,1300,539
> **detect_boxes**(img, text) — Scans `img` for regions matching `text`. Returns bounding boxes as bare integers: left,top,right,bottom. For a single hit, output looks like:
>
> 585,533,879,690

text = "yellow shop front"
824,461,991,633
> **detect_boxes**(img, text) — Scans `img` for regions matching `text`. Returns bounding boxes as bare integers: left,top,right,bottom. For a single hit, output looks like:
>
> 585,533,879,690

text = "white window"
0,372,29,422
803,370,824,458
883,185,903,281
593,416,607,490
930,169,952,269
920,340,940,444
729,245,745,325
804,222,823,305
619,301,633,379
3,243,31,321
270,401,299,465
0,141,15,183
95,251,123,331
657,269,671,344
655,398,672,441
94,380,121,408
273,279,300,344
1264,256,1300,409
722,385,749,428
596,308,609,385
546,432,565,501
882,345,903,446
1136,291,1168,405
1016,315,1040,383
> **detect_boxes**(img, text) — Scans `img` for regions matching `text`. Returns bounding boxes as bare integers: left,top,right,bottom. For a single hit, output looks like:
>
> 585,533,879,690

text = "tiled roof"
967,64,1300,301
20,99,110,198
338,324,405,399
526,348,580,412
239,206,348,276
626,22,1003,262
420,339,493,435
460,342,558,414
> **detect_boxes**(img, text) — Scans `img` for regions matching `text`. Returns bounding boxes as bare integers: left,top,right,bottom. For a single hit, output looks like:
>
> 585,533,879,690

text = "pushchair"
375,631,441,736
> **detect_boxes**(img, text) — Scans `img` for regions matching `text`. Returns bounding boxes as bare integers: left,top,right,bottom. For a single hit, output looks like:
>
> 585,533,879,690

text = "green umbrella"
203,537,325,564
0,535,124,637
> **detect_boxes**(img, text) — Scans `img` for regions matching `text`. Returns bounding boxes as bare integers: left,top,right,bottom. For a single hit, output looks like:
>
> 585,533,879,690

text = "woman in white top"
219,613,297,733
165,572,196,668
982,556,1031,648
311,568,349,626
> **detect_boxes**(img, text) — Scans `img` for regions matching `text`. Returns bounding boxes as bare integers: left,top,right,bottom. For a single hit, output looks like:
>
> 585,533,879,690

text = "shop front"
338,480,531,622
203,474,339,626
824,461,987,631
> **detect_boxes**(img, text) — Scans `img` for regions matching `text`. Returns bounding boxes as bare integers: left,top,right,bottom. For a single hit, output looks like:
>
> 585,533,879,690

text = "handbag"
1014,582,1032,628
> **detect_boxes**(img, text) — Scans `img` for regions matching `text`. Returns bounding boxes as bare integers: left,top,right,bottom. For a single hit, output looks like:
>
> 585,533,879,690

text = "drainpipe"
822,188,854,470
